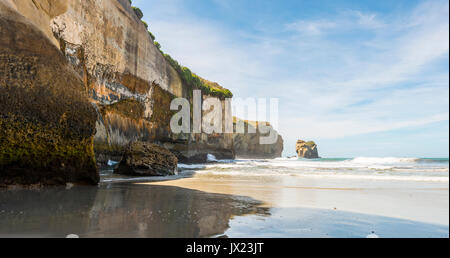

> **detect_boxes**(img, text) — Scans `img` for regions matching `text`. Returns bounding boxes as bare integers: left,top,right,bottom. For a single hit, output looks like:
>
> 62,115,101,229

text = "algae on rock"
0,3,99,186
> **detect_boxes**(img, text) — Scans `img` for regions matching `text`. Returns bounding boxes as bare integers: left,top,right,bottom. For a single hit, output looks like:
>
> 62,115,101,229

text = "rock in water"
296,140,319,159
0,2,99,186
114,142,178,176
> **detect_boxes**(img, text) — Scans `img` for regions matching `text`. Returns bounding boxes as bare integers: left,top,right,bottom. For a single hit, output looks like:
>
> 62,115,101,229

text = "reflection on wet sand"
0,183,269,238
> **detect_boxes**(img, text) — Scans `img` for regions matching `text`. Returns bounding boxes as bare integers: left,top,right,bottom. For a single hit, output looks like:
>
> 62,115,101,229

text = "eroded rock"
233,119,284,159
0,2,99,186
296,140,319,159
114,142,178,176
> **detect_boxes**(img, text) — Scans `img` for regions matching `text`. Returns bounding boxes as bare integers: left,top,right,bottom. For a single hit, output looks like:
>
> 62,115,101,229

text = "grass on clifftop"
305,141,316,146
129,1,156,41
163,53,233,99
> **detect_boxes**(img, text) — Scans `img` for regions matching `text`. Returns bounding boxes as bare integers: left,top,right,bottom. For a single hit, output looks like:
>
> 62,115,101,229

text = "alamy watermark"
170,90,279,145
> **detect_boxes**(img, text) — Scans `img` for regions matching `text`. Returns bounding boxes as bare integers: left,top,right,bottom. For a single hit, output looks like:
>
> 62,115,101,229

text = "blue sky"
134,0,449,157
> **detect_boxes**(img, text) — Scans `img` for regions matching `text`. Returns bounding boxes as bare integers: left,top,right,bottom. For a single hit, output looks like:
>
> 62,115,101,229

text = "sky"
133,0,449,158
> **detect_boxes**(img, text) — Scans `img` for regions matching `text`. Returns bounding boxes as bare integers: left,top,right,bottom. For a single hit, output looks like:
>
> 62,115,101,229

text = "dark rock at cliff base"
114,142,178,176
160,142,235,164
296,140,320,159
0,3,99,186
174,151,234,164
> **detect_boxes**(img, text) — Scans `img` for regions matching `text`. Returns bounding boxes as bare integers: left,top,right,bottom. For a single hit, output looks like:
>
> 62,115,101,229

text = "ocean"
100,157,449,184
175,157,449,183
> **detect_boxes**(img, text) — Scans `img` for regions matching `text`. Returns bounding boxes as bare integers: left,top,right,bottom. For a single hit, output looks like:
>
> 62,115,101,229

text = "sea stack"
296,140,319,159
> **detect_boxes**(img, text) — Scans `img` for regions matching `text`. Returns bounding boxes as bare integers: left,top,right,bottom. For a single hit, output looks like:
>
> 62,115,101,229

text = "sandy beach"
0,183,268,238
140,158,449,238
1,158,448,238
144,175,449,226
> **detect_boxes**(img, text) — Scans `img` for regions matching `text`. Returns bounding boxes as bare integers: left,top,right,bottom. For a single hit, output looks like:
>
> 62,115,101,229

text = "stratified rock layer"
114,142,178,176
0,2,99,186
1,0,285,185
296,140,319,159
46,0,236,163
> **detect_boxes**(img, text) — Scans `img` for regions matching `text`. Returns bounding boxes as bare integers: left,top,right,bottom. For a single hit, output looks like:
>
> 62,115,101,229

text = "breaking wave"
177,157,449,182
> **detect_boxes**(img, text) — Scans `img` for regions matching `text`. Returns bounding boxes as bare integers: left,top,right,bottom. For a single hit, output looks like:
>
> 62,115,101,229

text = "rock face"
0,1,99,186
3,0,237,164
45,0,235,163
233,119,284,159
296,140,319,159
114,142,178,176
0,0,285,186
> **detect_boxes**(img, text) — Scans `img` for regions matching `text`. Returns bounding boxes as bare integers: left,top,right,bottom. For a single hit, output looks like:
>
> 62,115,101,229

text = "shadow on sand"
0,183,270,238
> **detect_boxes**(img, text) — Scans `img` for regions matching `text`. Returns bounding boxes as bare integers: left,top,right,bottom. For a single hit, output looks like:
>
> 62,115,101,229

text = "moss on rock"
114,142,178,176
0,5,99,186
100,99,145,122
150,83,177,125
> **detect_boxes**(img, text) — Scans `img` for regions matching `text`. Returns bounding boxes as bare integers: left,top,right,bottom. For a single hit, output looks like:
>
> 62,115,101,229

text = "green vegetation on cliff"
0,1,101,185
132,7,143,20
305,141,316,147
129,1,156,42
163,53,233,99
0,117,97,184
128,0,232,99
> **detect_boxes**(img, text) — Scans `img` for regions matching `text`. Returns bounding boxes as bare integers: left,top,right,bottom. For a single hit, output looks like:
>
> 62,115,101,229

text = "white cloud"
285,9,385,36
352,11,385,29
139,0,449,155
285,20,337,35
281,112,449,140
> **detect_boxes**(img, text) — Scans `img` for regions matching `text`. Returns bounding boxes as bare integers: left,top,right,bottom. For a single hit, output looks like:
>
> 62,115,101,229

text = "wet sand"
0,170,448,238
143,172,449,237
0,183,268,238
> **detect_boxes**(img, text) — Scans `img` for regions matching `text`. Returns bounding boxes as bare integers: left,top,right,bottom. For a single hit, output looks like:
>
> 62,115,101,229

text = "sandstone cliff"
0,0,284,185
4,0,235,164
296,140,319,159
0,1,98,185
233,119,284,159
54,0,236,163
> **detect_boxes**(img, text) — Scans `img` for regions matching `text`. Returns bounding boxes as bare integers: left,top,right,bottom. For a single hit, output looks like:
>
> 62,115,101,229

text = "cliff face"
1,0,283,184
6,0,236,164
47,0,185,161
0,1,98,185
50,0,184,99
233,119,284,159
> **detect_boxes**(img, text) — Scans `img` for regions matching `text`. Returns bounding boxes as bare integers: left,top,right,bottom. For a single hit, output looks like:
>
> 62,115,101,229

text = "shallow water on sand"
0,157,448,238
0,183,268,238
0,181,447,238
225,208,449,238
